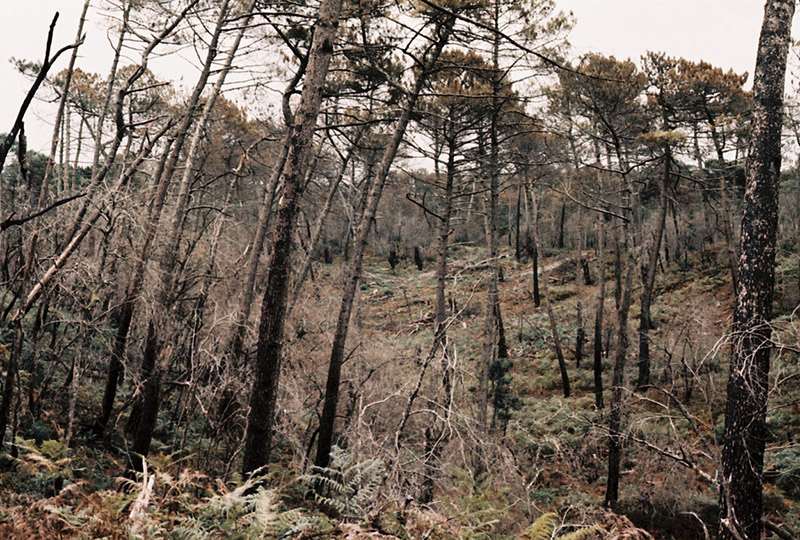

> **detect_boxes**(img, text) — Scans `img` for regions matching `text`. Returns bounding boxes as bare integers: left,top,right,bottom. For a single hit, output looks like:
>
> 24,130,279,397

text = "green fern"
299,445,385,520
518,512,558,540
517,513,603,540
558,525,603,540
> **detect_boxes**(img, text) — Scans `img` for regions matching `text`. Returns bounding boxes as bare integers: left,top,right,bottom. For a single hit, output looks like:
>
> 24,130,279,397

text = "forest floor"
0,242,798,539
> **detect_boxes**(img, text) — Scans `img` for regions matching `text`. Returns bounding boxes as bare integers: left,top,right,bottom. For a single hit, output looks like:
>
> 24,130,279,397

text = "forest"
0,0,799,538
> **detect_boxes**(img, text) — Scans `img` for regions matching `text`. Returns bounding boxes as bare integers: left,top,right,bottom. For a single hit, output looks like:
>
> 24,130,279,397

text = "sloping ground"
0,245,797,539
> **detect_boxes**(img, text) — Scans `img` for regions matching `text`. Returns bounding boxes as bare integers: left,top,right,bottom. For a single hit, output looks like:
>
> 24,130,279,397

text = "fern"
519,512,558,540
299,445,385,520
558,525,603,540
517,513,603,540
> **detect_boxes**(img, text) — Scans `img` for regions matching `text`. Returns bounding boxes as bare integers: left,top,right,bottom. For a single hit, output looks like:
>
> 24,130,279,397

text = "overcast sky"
2,1,798,152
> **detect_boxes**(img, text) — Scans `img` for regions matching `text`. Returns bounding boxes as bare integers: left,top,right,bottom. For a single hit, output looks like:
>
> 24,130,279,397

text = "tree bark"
718,1,794,538
532,193,570,398
314,15,455,471
636,144,670,390
125,0,255,460
594,217,606,409
478,15,503,437
525,185,540,307
241,0,343,476
604,214,634,507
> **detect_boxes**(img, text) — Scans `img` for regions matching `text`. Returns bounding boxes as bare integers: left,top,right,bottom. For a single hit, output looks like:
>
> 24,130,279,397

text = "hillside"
1,239,798,539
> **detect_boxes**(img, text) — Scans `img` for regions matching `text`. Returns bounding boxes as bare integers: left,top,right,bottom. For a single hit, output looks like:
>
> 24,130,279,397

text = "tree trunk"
418,130,457,503
0,321,24,450
125,0,253,459
604,214,634,507
575,202,586,369
478,18,503,438
636,144,670,390
515,185,522,261
557,198,566,249
525,185,540,307
594,217,606,409
241,0,343,476
313,16,455,472
532,193,570,398
719,1,794,538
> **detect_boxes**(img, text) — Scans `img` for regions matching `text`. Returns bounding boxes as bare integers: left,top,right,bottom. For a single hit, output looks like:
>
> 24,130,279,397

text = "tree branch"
406,192,444,222
0,12,85,176
0,193,86,231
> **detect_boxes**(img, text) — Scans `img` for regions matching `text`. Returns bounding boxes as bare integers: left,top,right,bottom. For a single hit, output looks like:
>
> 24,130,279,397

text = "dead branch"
0,193,86,231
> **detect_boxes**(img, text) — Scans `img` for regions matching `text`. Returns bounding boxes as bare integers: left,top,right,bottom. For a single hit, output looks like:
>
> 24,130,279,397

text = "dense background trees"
0,0,798,538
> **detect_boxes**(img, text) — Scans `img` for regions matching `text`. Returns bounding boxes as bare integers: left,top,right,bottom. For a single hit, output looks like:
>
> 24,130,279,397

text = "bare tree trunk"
526,186,541,307
604,213,634,507
719,1,794,538
478,18,503,438
419,133,457,503
575,203,586,369
515,185,522,261
557,197,566,249
532,194,570,399
289,133,360,314
314,16,455,471
594,217,606,409
636,144,670,390
241,0,344,476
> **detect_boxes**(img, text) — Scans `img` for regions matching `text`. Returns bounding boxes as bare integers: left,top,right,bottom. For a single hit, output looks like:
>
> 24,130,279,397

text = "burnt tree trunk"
557,198,566,249
594,217,606,409
314,16,455,471
241,0,343,476
604,214,634,507
525,185,540,307
636,143,670,390
718,1,794,538
532,193,570,398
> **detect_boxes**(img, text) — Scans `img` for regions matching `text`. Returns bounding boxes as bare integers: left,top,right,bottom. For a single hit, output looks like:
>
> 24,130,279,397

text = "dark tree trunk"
636,145,670,390
613,228,622,310
414,246,423,271
604,217,634,507
557,198,566,249
128,363,164,473
526,186,540,307
495,301,508,360
0,321,24,449
718,1,794,538
575,301,584,369
314,16,455,471
241,0,343,476
594,218,606,409
532,194,570,398
575,204,586,369
126,318,161,435
515,185,522,262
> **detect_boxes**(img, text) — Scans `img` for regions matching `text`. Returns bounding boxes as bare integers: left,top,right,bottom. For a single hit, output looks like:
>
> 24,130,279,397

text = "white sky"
2,1,798,152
